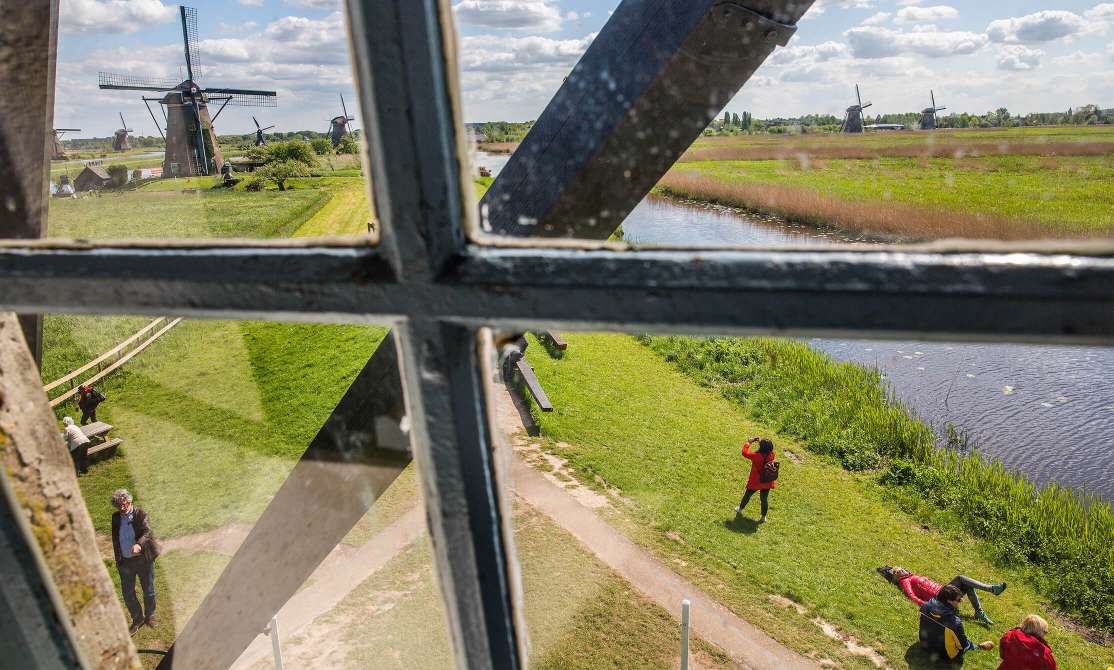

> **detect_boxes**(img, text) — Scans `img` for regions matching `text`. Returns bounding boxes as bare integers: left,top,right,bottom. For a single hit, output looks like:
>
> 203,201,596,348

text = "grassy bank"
524,333,1112,668
662,153,1114,239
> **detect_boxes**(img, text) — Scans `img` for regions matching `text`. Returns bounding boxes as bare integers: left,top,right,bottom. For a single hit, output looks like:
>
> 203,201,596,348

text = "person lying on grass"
919,584,995,662
735,436,778,523
878,565,1006,625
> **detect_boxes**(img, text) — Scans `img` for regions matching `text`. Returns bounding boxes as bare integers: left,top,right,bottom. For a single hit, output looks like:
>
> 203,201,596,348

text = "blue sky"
56,1,1114,137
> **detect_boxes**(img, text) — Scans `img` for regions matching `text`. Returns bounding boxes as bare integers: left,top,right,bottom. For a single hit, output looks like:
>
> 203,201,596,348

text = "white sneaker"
734,506,743,515
759,515,767,523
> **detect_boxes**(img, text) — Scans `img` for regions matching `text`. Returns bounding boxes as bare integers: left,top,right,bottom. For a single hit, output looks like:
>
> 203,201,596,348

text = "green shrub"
244,178,265,192
311,138,334,155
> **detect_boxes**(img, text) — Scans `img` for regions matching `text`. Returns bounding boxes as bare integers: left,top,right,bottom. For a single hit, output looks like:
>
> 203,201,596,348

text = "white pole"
269,615,284,670
680,599,691,670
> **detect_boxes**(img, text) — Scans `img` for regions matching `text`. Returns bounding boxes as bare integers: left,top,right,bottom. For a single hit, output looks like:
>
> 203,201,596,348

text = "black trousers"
117,556,156,623
739,488,770,516
70,445,89,474
80,406,97,425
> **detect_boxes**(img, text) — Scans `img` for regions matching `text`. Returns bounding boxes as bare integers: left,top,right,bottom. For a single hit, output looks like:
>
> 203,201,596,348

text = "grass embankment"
263,504,731,670
659,127,1114,240
523,333,1112,668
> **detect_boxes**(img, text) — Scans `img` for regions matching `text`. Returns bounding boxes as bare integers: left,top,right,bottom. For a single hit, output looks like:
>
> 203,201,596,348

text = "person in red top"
999,614,1058,670
735,436,776,523
878,566,1006,625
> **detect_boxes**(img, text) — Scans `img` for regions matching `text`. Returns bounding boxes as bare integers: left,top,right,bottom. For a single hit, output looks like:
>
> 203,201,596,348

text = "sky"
55,0,1114,138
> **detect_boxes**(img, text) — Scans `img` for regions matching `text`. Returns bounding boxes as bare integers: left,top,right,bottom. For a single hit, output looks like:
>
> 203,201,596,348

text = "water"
473,151,1114,500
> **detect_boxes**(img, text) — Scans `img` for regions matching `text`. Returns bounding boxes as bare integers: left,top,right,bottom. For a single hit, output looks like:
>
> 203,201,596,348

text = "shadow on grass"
723,514,761,535
904,642,965,669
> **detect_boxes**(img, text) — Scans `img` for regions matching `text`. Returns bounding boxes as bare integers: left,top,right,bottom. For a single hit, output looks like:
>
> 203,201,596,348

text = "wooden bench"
544,331,568,351
515,358,554,412
80,422,123,458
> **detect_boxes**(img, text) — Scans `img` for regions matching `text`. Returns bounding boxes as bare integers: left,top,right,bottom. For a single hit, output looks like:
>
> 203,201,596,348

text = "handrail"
42,318,165,392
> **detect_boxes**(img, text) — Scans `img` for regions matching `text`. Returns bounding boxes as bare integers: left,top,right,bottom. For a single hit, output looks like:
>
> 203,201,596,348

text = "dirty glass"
44,2,375,242
494,329,1114,668
461,2,1114,247
37,315,445,669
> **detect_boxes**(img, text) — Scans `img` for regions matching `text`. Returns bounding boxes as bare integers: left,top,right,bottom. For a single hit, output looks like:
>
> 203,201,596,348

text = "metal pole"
680,599,690,670
269,615,283,670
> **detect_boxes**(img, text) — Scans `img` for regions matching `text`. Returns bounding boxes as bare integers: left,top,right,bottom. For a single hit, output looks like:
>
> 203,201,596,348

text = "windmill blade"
181,6,203,81
340,93,350,121
862,102,873,109
856,84,863,110
261,125,276,132
98,72,179,91
253,115,261,130
55,128,81,132
936,106,947,112
205,88,278,107
119,112,127,129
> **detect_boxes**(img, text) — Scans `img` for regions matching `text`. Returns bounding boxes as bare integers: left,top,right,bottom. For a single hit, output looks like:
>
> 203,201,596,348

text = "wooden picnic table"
80,421,122,457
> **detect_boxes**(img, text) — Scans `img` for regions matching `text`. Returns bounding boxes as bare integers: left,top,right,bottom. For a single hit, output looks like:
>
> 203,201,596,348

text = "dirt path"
495,384,819,670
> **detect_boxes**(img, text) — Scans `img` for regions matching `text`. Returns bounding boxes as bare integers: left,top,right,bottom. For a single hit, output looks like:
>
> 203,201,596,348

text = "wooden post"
0,0,61,366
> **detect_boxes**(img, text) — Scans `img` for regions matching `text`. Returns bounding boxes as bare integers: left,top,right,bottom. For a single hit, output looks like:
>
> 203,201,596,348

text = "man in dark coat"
76,384,106,425
111,489,161,634
919,585,994,662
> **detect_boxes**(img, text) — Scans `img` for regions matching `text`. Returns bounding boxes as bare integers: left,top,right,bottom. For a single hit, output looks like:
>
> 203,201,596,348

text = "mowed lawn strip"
523,333,1111,669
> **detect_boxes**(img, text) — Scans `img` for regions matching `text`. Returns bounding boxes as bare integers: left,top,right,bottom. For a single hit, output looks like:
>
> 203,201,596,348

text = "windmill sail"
181,6,202,81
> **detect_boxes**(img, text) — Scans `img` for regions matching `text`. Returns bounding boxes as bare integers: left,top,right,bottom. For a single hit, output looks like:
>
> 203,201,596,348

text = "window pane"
43,2,374,242
38,315,444,668
460,3,1114,247
494,330,1113,668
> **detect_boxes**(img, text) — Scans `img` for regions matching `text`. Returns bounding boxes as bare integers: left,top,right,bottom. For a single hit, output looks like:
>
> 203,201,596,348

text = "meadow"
523,333,1113,668
660,126,1114,240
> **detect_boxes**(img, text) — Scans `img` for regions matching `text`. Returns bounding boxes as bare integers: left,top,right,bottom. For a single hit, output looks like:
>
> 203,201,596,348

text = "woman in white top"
62,416,91,474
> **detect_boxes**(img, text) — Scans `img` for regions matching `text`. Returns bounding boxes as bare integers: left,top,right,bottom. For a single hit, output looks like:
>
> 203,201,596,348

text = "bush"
311,138,334,155
244,178,265,192
107,164,129,188
255,160,310,191
336,134,359,155
263,141,317,168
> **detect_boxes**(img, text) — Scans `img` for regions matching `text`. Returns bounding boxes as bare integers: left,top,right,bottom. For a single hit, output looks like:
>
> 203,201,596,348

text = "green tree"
263,140,317,167
310,138,334,155
255,160,310,191
723,110,731,127
336,134,359,155
106,164,129,188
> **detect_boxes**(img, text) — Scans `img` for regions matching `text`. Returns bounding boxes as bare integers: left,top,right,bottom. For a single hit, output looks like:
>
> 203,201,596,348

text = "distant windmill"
920,90,947,131
97,5,277,177
840,84,873,134
252,116,276,146
328,93,355,147
51,128,81,160
113,113,133,151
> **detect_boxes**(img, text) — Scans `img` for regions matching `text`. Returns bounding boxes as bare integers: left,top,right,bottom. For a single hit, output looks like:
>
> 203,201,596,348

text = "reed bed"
642,335,1114,633
656,170,1056,241
678,141,1114,163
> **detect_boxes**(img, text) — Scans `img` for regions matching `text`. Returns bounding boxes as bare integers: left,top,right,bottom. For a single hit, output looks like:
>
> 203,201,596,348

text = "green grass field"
522,333,1112,669
673,154,1114,235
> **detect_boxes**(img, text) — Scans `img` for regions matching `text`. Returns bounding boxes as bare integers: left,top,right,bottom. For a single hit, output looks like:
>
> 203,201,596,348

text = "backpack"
760,457,779,483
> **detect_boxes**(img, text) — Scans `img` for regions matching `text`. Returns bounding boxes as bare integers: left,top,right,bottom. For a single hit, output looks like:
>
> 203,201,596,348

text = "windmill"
50,129,81,160
252,116,275,146
113,113,133,152
840,84,873,134
920,90,947,130
97,5,276,177
328,93,355,147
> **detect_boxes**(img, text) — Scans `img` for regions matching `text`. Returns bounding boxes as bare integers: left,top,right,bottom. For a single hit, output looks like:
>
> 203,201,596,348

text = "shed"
74,165,111,192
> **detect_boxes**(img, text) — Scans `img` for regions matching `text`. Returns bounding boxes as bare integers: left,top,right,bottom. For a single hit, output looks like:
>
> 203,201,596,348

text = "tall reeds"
678,141,1114,163
642,335,1114,632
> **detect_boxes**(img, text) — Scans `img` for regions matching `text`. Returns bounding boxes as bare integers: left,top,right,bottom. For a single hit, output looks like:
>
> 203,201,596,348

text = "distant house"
74,165,111,192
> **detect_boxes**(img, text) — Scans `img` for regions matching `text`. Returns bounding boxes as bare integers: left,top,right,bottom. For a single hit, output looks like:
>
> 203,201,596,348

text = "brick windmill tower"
98,6,276,177
919,90,947,130
113,113,133,151
328,93,355,147
50,128,80,160
841,84,873,134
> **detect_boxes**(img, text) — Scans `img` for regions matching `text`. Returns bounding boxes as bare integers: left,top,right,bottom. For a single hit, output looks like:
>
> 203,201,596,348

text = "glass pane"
45,2,374,241
36,315,446,668
493,330,1113,668
460,2,1114,246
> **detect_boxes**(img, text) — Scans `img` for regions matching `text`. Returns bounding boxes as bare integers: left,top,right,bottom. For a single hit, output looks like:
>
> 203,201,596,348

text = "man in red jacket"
878,565,1006,625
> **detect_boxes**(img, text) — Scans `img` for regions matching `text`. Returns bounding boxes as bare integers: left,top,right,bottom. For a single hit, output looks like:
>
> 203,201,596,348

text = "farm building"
74,165,111,192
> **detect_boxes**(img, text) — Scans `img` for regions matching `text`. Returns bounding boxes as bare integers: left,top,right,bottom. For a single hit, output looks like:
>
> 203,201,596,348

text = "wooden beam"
158,333,411,670
481,0,808,239
0,0,62,365
43,318,165,393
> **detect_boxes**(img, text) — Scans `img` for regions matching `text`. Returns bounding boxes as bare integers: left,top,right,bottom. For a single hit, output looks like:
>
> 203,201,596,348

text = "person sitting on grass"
998,614,1058,670
919,584,995,662
735,436,778,523
878,565,1006,625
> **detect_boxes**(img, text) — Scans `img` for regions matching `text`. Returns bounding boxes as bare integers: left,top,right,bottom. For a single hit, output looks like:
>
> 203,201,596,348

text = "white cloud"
60,0,176,33
768,41,849,66
986,11,1087,44
895,5,958,24
459,33,593,72
452,0,563,32
1050,50,1103,67
283,0,340,8
997,45,1043,71
862,12,891,26
1084,3,1114,21
845,26,987,59
238,0,264,6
